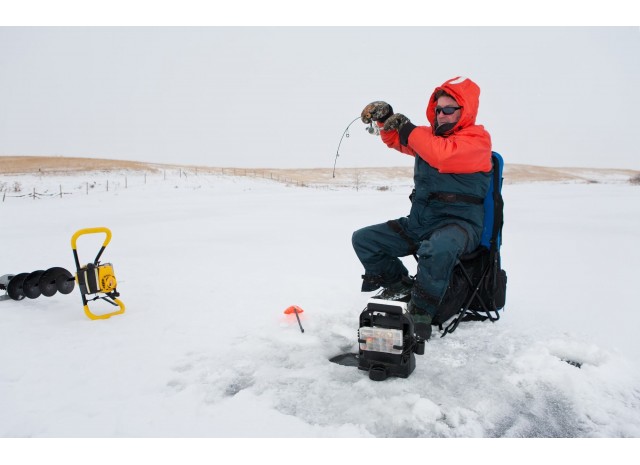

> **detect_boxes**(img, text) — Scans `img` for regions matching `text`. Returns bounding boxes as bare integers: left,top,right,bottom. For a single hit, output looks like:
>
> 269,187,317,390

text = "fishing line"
332,116,379,178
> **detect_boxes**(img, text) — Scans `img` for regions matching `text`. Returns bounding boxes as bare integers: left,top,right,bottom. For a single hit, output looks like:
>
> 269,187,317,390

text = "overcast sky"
1,25,638,170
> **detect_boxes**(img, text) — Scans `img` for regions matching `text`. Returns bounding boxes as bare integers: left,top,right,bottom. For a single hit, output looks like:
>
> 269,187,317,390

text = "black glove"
361,101,393,124
383,113,410,131
384,113,417,146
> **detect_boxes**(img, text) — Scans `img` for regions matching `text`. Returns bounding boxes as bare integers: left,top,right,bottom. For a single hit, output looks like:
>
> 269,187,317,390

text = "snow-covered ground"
1,168,640,457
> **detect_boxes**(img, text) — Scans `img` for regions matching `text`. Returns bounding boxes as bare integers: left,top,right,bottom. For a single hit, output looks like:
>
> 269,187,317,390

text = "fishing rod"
332,117,379,178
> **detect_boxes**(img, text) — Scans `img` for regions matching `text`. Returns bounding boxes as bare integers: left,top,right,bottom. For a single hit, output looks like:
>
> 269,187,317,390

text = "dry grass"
0,156,160,175
503,164,640,184
1,155,638,185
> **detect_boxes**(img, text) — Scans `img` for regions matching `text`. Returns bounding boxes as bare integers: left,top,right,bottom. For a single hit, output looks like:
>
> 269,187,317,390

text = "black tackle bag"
357,298,425,381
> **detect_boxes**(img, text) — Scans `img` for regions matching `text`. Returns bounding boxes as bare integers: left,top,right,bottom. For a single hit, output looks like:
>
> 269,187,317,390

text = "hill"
1,155,639,186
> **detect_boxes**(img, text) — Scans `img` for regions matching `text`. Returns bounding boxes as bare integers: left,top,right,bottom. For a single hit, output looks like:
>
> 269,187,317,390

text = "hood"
426,76,481,133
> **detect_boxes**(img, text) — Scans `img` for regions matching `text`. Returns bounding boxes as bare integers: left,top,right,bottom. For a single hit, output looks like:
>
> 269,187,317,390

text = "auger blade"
40,267,72,297
7,273,29,301
56,269,75,295
23,270,45,299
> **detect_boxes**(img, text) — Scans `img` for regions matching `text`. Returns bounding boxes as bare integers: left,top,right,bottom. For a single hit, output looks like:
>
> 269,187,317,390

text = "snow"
1,168,640,459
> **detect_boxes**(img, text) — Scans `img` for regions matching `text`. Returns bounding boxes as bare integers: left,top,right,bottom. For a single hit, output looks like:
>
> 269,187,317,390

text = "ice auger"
71,227,125,320
1,267,74,302
1,226,124,320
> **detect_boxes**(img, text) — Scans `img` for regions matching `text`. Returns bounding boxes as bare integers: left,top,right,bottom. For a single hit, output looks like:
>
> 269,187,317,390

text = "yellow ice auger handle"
71,226,112,253
71,227,125,320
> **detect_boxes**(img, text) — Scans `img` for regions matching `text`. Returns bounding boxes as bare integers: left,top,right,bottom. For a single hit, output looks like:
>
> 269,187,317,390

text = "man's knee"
352,227,370,251
419,226,468,258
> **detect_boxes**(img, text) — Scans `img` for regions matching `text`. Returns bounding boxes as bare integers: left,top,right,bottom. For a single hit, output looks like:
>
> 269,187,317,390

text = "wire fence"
0,167,367,202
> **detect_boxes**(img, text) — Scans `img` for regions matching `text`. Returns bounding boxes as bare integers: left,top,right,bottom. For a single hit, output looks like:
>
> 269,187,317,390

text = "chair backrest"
479,151,504,251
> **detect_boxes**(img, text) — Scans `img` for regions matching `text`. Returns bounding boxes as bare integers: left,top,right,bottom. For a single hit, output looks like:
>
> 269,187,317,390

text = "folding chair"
438,151,507,336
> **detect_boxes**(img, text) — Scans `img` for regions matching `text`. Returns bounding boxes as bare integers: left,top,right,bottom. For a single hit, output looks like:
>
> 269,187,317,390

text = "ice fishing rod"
332,116,380,178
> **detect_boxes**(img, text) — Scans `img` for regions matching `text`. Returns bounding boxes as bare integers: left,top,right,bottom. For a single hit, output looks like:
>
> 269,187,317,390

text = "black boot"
361,274,383,292
408,300,432,342
377,275,414,300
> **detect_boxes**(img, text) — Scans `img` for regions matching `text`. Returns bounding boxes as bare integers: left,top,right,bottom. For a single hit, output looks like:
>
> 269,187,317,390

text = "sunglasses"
435,106,462,115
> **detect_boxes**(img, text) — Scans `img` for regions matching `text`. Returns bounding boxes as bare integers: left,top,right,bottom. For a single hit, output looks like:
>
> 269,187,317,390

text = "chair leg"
440,258,501,337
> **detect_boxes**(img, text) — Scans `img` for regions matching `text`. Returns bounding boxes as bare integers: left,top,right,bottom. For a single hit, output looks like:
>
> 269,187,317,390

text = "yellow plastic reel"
71,227,125,320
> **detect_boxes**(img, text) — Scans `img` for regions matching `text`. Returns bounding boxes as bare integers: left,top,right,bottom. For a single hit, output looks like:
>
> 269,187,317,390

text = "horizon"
2,154,640,172
2,155,639,190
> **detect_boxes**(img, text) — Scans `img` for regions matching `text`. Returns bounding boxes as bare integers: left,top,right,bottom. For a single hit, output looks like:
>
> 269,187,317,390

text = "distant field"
1,155,638,185
0,156,161,174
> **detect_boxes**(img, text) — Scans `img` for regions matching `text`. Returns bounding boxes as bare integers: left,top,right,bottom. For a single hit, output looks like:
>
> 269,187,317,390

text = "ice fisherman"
352,76,493,342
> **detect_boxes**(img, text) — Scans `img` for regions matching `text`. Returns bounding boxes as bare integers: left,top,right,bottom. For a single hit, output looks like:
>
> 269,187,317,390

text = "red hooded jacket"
380,77,492,174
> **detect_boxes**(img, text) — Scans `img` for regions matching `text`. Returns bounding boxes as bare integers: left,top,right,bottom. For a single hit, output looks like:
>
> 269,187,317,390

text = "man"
352,76,492,342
